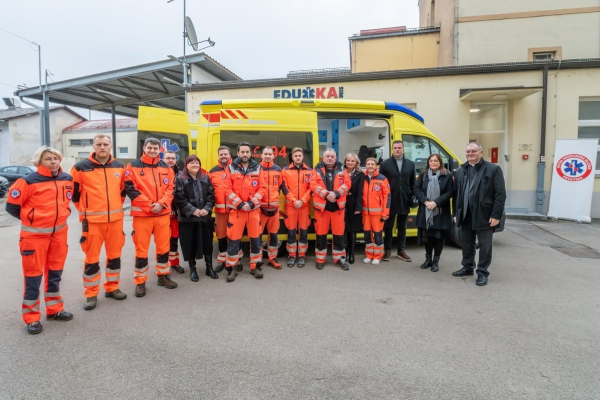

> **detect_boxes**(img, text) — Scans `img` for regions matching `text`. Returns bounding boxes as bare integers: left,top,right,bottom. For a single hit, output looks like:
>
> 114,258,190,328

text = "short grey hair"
323,148,336,157
93,133,112,143
466,142,483,151
32,146,63,166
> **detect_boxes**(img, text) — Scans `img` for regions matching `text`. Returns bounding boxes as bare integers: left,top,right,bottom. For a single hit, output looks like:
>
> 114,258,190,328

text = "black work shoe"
337,259,350,271
236,262,244,272
190,268,199,282
452,268,474,277
316,262,325,270
287,257,296,268
431,256,440,273
251,262,264,279
27,321,43,335
157,274,178,289
84,296,97,310
214,263,225,273
297,257,306,268
420,255,433,269
226,267,238,283
171,265,185,274
476,275,488,286
135,283,146,297
105,289,127,300
46,311,73,321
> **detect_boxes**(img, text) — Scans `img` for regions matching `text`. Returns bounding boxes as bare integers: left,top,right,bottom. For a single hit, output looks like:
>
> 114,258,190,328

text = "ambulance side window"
220,131,314,168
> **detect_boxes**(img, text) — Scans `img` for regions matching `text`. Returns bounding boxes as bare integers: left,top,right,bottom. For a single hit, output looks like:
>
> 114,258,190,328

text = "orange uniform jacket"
281,162,312,207
223,158,266,210
362,170,391,218
71,154,125,223
310,161,351,211
6,165,73,236
208,160,232,214
124,154,175,217
260,161,285,209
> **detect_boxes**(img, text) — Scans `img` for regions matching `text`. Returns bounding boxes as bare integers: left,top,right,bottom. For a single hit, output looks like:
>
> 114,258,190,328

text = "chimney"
2,98,22,110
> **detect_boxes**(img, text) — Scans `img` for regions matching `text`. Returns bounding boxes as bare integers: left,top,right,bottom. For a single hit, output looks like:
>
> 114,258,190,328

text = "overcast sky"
0,0,419,118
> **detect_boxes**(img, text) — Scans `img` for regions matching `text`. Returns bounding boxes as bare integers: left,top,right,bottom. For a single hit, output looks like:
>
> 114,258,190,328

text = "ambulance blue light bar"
200,100,223,105
385,102,424,123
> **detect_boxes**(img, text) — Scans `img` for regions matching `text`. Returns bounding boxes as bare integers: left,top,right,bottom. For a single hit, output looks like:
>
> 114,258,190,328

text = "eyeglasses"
465,150,480,154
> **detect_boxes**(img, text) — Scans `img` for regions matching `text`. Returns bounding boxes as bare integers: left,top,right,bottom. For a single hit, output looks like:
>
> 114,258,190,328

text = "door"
136,106,192,170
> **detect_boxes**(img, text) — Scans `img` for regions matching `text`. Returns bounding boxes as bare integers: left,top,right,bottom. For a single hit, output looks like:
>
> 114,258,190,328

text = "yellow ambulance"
136,99,463,245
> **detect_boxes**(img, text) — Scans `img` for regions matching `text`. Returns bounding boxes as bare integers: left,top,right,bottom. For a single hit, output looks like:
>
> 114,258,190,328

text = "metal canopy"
15,53,240,118
459,86,543,101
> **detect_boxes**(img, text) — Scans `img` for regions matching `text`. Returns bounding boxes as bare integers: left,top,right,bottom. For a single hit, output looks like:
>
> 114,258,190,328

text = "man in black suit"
452,142,506,286
379,140,416,262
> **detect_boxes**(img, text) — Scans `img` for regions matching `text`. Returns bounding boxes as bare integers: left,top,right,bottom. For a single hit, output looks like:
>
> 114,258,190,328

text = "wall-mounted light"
470,108,480,113
493,94,508,100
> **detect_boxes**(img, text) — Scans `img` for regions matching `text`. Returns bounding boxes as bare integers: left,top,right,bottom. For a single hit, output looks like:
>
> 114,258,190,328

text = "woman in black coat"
413,153,454,272
343,152,365,264
174,155,217,282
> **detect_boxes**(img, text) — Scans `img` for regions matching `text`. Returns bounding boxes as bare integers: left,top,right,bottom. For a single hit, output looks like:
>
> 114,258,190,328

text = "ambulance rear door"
136,106,192,170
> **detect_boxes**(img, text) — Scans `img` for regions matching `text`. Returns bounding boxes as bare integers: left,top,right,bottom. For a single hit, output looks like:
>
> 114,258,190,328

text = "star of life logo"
252,180,258,187
11,189,20,199
163,177,169,185
556,154,593,181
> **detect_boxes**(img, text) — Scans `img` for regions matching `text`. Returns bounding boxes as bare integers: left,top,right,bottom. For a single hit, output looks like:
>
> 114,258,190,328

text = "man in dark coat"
452,142,506,286
379,140,416,262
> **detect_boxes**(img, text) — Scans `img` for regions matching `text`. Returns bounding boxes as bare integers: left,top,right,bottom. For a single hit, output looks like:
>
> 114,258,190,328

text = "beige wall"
351,32,440,73
189,67,600,216
419,0,456,66
458,13,600,65
458,0,600,17
62,130,138,161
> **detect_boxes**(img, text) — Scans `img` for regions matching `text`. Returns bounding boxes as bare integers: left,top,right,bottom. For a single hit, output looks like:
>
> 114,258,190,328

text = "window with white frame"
470,103,506,133
118,147,128,156
578,98,600,173
70,139,93,146
533,52,555,61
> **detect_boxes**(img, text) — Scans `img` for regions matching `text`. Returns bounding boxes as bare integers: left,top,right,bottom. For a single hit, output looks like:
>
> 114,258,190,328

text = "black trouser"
424,238,444,257
460,211,494,277
383,213,408,253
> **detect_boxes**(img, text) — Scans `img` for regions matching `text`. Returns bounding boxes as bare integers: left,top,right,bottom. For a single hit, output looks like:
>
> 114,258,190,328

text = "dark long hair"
180,155,202,180
424,153,448,175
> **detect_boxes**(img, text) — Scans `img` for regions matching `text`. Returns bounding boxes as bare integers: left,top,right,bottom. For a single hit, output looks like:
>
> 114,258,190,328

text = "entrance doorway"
469,103,508,176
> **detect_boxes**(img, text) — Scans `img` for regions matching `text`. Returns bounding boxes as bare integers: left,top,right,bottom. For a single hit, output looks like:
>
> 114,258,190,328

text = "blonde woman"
343,152,364,264
6,147,74,335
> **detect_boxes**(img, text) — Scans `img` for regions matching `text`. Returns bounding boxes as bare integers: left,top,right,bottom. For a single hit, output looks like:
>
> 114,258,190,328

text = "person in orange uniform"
124,138,178,297
71,133,127,311
223,142,267,282
163,150,185,275
281,147,312,268
6,146,74,335
362,158,391,265
259,146,287,269
310,148,351,271
208,146,232,273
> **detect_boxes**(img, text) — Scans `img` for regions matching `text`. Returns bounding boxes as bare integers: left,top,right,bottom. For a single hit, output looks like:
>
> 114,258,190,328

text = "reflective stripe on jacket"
362,170,391,217
260,161,285,209
208,161,231,214
223,157,266,210
6,165,73,236
124,153,175,217
310,161,350,211
71,153,125,223
281,162,312,207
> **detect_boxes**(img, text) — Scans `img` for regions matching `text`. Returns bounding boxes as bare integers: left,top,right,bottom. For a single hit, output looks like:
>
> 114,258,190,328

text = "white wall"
459,0,599,16
190,65,222,84
0,121,9,166
62,130,139,161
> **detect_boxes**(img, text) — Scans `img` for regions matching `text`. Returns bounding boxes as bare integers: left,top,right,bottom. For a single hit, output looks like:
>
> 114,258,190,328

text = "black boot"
190,263,199,282
420,254,432,269
431,256,440,272
205,259,218,279
347,233,356,265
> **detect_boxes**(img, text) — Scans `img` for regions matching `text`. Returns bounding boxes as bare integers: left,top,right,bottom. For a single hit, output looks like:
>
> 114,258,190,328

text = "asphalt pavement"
0,200,599,399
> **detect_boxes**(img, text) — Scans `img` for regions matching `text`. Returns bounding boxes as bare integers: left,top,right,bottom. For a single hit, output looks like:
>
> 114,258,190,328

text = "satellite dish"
185,17,200,51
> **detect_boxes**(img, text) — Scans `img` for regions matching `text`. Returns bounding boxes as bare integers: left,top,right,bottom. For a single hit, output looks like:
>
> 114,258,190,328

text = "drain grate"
552,247,600,259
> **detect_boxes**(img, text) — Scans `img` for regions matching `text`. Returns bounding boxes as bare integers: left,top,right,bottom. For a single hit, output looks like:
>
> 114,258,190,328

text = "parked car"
0,165,36,184
0,176,8,198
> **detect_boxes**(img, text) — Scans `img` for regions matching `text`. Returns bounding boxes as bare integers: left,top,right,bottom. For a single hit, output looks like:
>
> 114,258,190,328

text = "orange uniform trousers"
314,209,346,264
214,212,229,266
260,210,280,260
169,216,180,268
284,206,310,257
226,209,262,270
363,214,385,261
81,219,125,298
20,227,68,324
132,215,171,285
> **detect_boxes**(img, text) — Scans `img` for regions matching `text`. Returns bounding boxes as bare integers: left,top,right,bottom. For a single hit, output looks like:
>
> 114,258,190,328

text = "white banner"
548,139,598,222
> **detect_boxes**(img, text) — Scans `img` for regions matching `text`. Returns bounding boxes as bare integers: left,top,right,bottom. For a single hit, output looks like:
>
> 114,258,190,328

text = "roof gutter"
536,64,550,215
